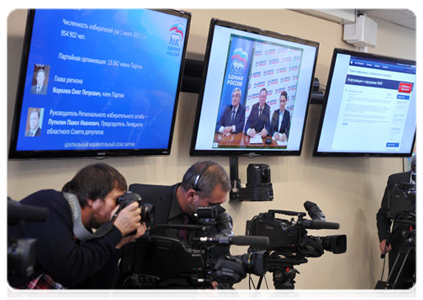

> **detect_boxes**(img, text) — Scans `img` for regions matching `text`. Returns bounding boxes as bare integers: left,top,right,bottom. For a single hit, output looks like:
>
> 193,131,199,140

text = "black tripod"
374,246,420,300
256,252,307,289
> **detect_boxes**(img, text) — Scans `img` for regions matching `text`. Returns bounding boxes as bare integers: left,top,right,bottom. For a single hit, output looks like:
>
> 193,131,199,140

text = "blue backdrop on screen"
16,9,187,151
216,35,254,123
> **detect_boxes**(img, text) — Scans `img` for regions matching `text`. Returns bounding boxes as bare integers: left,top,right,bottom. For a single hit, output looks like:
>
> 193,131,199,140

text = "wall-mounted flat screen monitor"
9,9,190,159
190,19,319,156
314,48,416,157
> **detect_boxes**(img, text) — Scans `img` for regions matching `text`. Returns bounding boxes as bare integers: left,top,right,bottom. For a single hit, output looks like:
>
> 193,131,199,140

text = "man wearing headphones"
117,161,232,288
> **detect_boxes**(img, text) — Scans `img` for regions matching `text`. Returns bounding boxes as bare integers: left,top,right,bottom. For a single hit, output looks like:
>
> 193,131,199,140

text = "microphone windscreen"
232,235,269,247
310,220,340,230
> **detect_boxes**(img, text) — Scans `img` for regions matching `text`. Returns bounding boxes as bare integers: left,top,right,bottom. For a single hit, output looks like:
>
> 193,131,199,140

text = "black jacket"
8,189,123,289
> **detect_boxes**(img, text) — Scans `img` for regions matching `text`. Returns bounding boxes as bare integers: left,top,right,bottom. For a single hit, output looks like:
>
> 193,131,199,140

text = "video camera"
387,173,420,246
116,203,269,289
247,201,346,257
7,198,49,281
387,176,416,221
246,201,347,289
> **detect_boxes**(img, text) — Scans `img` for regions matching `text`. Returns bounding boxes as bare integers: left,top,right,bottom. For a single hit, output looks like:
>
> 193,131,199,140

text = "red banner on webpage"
399,82,413,93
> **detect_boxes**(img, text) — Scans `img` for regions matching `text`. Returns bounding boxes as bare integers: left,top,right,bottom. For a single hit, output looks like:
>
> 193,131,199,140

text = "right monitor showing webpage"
314,48,416,157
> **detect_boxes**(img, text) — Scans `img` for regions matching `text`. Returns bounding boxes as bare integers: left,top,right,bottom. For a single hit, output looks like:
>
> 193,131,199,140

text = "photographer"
376,156,416,289
8,163,146,289
118,161,232,288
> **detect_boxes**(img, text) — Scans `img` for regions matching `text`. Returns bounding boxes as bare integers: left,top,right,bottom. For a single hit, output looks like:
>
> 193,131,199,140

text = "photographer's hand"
197,281,217,300
380,239,392,254
112,202,143,237
116,222,146,249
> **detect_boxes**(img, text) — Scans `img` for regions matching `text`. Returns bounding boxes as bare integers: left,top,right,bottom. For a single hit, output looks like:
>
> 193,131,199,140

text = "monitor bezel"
190,18,319,157
8,9,191,159
313,48,416,158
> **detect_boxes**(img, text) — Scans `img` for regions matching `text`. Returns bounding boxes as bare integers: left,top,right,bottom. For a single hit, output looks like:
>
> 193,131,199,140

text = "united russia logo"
167,21,185,56
169,21,185,46
229,48,248,75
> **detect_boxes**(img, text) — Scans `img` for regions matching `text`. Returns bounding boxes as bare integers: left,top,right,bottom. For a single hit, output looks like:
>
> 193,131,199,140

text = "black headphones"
193,162,215,192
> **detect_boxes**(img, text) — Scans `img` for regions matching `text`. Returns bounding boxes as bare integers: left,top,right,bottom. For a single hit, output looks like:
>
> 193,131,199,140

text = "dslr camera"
116,191,154,226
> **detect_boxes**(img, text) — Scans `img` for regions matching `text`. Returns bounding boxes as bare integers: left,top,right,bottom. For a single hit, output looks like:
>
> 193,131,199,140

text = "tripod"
256,252,307,289
374,246,420,300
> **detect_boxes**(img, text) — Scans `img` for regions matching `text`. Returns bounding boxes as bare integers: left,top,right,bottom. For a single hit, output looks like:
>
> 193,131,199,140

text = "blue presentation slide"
16,9,188,151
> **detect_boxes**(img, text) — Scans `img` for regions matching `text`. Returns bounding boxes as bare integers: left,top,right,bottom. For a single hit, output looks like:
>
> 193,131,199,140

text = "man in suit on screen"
216,88,246,136
25,108,42,137
244,88,270,138
31,69,47,95
270,91,291,142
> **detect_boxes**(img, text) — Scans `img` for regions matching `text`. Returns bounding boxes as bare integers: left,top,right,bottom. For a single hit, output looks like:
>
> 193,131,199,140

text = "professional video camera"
7,198,49,282
116,203,269,289
246,201,347,289
387,178,416,221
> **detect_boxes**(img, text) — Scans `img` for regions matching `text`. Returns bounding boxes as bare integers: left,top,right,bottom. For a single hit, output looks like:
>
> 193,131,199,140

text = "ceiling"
360,9,416,30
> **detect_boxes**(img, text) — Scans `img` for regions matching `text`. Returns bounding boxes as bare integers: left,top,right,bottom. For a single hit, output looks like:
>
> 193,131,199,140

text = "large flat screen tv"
190,19,319,156
314,48,416,157
9,9,190,159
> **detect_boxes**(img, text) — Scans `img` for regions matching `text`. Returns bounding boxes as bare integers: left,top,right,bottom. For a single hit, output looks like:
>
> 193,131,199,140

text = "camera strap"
63,192,114,241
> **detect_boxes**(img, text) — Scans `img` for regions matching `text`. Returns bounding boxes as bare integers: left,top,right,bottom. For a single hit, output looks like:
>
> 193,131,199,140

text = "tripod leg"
392,249,411,289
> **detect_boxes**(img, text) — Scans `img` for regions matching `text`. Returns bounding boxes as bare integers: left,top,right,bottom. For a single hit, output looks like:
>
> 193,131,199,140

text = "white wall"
7,9,415,290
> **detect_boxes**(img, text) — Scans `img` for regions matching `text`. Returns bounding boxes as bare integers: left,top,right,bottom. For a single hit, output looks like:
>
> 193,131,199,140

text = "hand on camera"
197,281,217,300
112,202,146,248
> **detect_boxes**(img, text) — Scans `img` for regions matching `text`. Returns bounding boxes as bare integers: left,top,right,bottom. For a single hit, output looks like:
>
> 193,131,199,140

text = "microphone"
304,201,326,221
302,219,340,230
195,235,269,248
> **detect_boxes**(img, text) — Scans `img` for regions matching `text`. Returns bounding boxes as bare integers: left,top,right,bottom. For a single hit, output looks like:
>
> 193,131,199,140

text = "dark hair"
62,163,127,207
181,161,230,198
30,108,40,118
280,90,288,100
259,88,268,95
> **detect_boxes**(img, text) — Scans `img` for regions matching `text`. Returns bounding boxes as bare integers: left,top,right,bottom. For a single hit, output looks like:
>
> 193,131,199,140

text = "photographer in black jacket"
8,163,146,289
376,156,416,289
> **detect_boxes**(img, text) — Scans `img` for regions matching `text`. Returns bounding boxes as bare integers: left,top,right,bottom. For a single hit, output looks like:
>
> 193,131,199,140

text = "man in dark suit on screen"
245,88,270,138
31,69,47,95
25,109,42,137
270,91,291,142
216,88,246,136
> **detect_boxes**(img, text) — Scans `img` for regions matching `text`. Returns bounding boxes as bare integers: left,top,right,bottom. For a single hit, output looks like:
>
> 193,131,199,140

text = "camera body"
387,179,416,247
246,202,347,260
116,205,267,288
7,198,49,282
117,192,154,225
387,180,416,220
